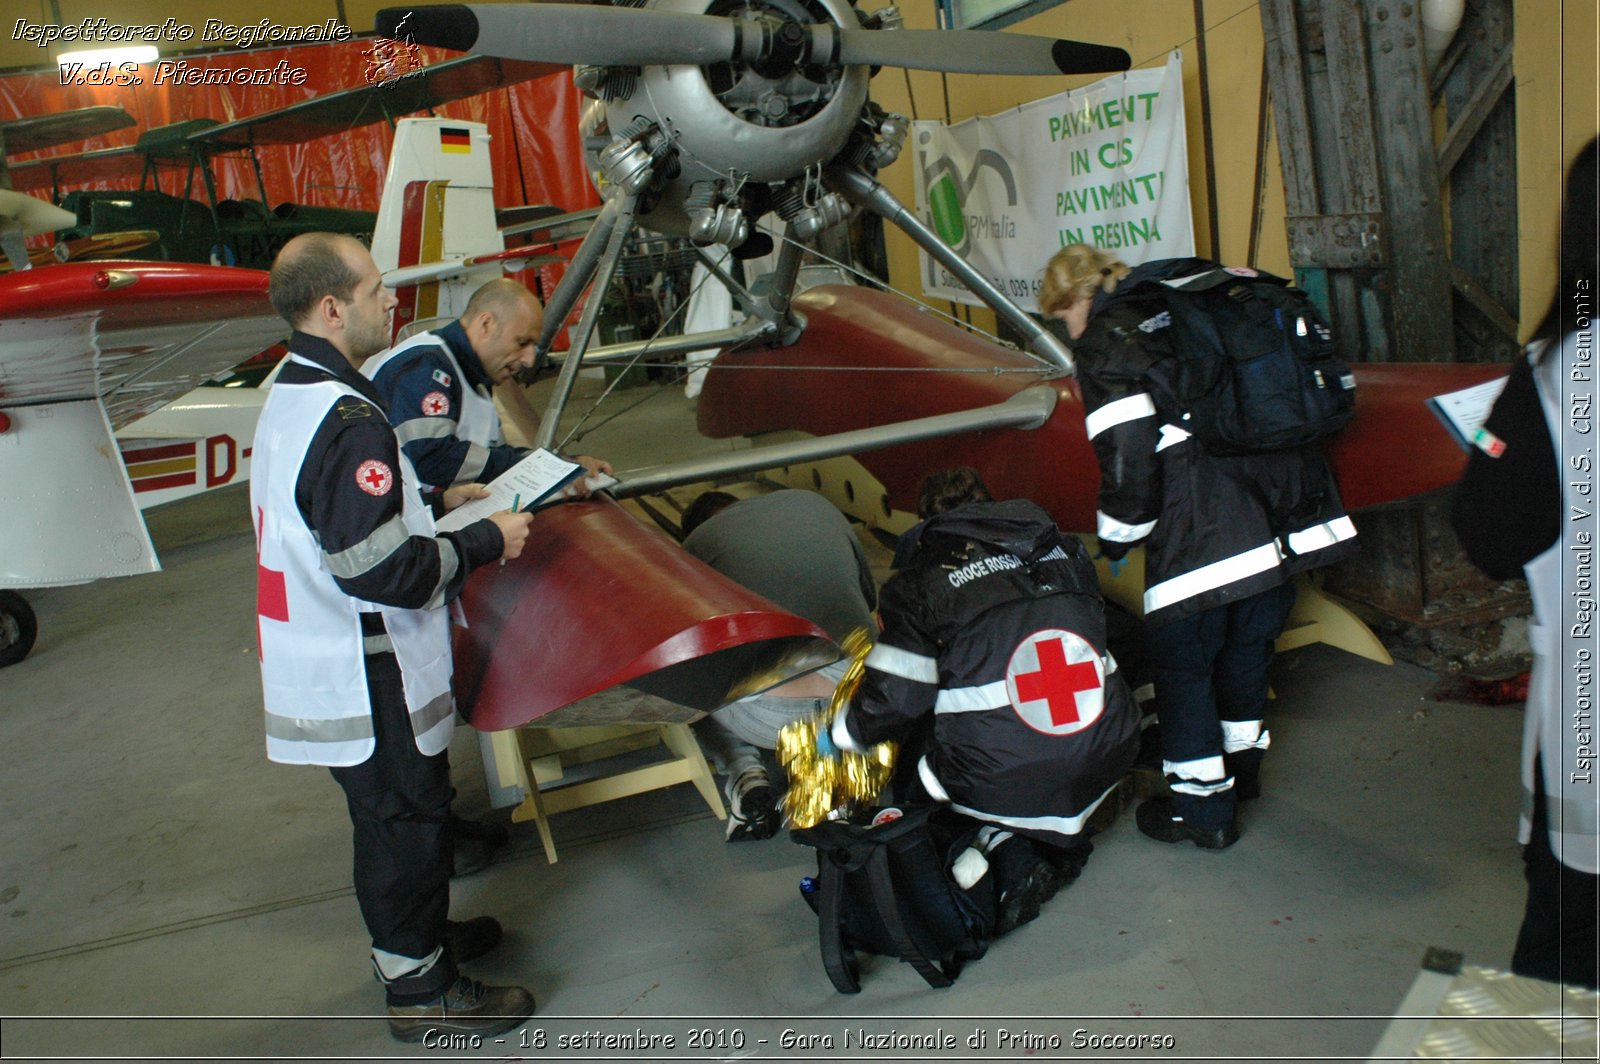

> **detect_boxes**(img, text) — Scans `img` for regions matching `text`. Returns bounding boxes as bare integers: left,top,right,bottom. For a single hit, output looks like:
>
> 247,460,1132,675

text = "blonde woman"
1039,245,1357,849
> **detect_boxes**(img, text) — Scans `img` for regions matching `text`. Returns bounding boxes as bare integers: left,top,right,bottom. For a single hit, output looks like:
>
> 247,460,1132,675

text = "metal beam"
547,321,775,366
1363,0,1455,361
613,385,1059,498
535,191,639,452
826,165,1076,374
1286,212,1385,269
1450,264,1519,347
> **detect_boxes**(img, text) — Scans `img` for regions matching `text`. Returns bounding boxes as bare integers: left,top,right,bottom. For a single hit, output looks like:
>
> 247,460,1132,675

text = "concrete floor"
0,376,1544,1061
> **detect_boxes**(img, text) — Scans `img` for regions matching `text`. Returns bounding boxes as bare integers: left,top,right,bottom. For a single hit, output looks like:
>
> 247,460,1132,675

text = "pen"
501,495,522,570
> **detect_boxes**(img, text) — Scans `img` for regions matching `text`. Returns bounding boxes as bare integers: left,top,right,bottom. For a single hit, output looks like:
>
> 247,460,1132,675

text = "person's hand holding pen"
490,493,533,567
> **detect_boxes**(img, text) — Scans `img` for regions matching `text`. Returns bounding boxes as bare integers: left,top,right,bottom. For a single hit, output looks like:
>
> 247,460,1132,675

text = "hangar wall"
865,0,1594,348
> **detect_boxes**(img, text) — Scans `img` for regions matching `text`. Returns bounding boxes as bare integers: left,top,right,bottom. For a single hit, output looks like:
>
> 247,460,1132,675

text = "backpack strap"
862,845,956,989
816,855,862,994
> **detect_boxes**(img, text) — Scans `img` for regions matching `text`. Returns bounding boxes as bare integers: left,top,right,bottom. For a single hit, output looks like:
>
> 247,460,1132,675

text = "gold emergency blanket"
776,628,896,829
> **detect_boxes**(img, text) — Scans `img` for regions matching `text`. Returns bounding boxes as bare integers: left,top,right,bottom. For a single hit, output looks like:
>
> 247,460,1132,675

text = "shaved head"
461,277,540,324
460,278,544,383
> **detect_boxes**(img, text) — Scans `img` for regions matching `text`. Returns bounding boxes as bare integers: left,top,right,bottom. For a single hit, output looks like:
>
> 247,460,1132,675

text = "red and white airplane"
0,104,289,666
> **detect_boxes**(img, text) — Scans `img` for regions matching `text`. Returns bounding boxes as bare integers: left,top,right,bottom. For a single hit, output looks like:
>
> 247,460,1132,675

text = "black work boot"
1135,797,1239,850
388,977,535,1042
725,769,779,842
987,836,1063,936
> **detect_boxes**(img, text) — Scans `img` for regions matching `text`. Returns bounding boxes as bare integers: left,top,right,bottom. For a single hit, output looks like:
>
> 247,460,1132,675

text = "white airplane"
0,103,288,667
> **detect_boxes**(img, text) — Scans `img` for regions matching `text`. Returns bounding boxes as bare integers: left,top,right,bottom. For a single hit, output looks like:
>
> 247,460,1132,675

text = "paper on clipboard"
435,448,584,532
1427,376,1509,453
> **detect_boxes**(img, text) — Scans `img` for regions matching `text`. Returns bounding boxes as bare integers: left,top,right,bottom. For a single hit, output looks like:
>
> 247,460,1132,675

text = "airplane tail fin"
372,118,504,334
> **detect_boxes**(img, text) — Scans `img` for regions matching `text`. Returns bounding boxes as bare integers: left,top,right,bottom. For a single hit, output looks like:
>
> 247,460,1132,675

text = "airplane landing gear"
0,590,37,667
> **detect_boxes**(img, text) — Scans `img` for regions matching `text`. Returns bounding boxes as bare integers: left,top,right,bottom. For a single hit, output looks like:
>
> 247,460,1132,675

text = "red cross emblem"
356,459,393,496
255,506,288,661
1005,629,1105,736
421,391,450,416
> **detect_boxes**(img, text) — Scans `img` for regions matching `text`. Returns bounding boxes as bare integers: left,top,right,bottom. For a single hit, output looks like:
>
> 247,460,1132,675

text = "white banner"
912,52,1195,312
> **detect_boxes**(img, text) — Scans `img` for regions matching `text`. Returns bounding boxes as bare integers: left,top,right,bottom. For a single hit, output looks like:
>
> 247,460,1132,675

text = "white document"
434,448,584,532
1427,376,1509,453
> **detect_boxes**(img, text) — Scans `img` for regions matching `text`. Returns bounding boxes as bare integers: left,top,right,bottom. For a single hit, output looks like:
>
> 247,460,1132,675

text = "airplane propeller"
373,0,1094,454
374,4,1130,77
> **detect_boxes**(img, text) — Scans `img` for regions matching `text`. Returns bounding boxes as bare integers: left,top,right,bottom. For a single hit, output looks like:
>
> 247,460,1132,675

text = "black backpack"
1105,264,1356,454
792,805,995,993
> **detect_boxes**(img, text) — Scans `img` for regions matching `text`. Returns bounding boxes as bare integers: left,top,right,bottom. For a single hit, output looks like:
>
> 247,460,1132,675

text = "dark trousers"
1511,767,1599,989
328,651,456,1003
1147,581,1296,828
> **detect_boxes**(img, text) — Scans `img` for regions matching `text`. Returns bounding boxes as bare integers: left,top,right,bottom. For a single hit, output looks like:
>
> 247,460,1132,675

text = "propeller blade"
373,4,1131,77
375,4,741,66
835,28,1130,76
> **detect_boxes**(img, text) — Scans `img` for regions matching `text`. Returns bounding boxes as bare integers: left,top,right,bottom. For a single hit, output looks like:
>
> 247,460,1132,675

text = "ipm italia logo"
918,129,1018,257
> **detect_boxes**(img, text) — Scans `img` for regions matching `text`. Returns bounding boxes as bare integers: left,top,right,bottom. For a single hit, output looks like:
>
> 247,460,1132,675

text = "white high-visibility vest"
366,332,501,446
251,356,454,767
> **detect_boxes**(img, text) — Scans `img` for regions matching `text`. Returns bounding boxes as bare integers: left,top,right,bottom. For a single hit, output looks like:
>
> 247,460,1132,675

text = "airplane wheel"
0,590,37,668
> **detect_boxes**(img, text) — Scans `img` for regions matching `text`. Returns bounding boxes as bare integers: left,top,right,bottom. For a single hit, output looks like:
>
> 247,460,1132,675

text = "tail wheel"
0,590,38,668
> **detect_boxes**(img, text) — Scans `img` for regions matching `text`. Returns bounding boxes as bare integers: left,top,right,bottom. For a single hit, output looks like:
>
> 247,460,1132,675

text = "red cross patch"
1005,629,1105,736
421,390,450,416
355,459,394,496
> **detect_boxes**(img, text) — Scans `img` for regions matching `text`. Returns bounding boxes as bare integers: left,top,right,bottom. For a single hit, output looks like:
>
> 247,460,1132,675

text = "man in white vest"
251,233,537,1040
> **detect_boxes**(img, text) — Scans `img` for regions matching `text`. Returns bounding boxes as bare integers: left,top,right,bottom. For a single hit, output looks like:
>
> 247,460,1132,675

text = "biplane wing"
0,107,134,156
5,143,146,195
2,109,143,194
189,55,566,150
8,55,564,194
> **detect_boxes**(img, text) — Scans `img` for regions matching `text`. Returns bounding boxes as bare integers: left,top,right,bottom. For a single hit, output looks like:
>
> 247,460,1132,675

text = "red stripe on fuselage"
121,441,195,463
132,471,197,493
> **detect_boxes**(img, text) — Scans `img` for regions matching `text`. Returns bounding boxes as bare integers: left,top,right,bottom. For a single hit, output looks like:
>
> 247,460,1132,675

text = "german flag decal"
440,126,472,154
